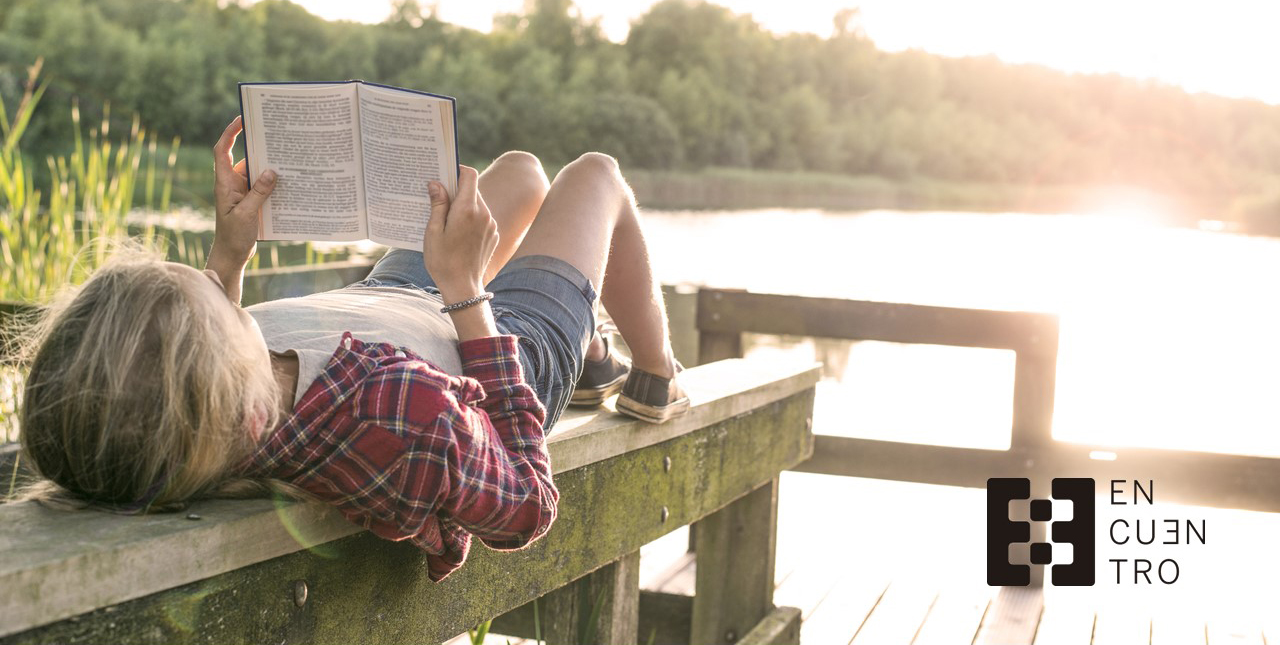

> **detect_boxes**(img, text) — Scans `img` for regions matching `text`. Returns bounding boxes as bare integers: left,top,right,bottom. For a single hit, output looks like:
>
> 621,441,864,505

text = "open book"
238,81,458,251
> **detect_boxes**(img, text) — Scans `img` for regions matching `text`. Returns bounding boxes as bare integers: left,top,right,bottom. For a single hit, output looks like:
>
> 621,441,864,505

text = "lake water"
7,206,1278,456
642,208,1280,457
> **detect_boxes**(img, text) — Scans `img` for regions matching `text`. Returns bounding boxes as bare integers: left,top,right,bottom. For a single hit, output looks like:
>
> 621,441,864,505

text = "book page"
241,83,366,242
357,83,455,251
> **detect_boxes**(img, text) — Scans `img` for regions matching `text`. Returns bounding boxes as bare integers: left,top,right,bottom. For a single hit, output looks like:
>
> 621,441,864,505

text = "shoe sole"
568,373,629,407
615,394,692,423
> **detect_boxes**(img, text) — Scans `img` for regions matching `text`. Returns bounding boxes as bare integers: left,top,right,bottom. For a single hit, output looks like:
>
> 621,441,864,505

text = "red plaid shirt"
242,331,558,581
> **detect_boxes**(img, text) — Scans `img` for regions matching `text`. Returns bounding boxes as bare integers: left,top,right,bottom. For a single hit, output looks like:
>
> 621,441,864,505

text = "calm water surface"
643,208,1280,457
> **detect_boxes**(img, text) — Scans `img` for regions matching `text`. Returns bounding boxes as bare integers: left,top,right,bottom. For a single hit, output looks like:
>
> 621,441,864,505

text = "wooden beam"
794,434,1280,513
738,606,802,645
495,589,694,645
696,289,1059,358
1,387,816,643
692,478,780,645
1010,352,1057,450
663,284,701,370
548,360,818,473
540,551,640,645
0,360,818,639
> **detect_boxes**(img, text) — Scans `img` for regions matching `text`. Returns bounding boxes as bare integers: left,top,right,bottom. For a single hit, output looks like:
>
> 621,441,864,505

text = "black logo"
987,477,1095,586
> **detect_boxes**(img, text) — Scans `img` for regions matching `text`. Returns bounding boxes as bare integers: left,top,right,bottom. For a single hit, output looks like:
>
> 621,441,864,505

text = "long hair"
8,241,295,512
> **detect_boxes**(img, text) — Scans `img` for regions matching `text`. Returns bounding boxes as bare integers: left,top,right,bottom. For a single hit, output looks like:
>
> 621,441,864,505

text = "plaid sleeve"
427,335,559,550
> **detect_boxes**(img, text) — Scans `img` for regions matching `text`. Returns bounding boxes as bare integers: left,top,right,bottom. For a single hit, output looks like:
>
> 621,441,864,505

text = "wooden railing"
0,263,820,645
7,260,1279,642
680,287,1280,515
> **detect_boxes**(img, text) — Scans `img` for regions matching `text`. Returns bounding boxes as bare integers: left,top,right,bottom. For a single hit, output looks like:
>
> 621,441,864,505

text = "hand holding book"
237,81,459,251
211,116,277,265
423,165,496,301
423,166,501,341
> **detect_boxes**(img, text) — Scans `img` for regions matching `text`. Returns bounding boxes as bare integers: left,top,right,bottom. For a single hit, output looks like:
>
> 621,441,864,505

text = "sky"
286,0,1280,104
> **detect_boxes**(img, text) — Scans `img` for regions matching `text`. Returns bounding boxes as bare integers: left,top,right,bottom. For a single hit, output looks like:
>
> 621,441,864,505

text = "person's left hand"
213,116,276,263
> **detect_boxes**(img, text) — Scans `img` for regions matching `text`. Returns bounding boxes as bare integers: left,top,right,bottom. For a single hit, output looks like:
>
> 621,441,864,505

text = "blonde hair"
8,240,295,512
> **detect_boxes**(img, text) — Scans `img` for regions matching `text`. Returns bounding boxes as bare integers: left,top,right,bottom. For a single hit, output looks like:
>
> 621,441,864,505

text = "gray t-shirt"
246,286,462,406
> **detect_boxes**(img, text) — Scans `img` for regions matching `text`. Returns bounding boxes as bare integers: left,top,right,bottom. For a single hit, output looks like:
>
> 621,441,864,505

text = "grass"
0,58,344,456
0,59,194,303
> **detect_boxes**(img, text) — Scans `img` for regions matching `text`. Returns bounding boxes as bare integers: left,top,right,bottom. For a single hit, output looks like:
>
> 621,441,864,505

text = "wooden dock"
458,469,1280,644
6,266,1280,644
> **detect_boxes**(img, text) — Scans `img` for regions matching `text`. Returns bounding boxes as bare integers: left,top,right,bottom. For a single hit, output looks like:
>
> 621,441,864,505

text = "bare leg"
477,151,549,284
510,153,676,378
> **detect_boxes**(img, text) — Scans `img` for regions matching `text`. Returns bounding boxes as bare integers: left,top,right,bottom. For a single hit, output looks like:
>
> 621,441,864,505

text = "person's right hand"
212,116,276,266
423,166,498,304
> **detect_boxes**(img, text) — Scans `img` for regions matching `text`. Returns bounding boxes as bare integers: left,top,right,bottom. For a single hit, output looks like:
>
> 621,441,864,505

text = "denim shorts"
348,248,598,431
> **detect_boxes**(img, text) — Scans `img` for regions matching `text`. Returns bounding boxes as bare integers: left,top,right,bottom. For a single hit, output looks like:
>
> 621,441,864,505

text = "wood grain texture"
691,478,779,645
1,387,815,643
910,587,993,645
696,289,1059,358
540,551,640,645
0,360,818,638
974,586,1043,645
738,605,802,645
793,435,1280,513
800,575,888,645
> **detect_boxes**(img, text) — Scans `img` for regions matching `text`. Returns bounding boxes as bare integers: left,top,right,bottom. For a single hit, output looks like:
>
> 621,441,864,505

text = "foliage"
0,58,190,303
1,0,1279,216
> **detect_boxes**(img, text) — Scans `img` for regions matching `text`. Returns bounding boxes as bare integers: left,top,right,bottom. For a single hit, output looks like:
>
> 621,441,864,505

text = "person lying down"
12,117,689,580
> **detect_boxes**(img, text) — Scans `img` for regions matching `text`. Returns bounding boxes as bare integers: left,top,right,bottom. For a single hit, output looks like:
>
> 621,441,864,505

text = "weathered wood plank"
493,588,689,645
848,583,936,645
771,552,847,621
540,551,639,645
1011,352,1057,450
636,590,694,645
549,359,818,473
697,330,743,365
792,435,1280,514
662,284,701,369
696,290,1060,359
801,575,888,645
910,587,992,645
974,586,1043,645
1,387,816,644
0,360,819,639
691,478,779,645
738,605,801,645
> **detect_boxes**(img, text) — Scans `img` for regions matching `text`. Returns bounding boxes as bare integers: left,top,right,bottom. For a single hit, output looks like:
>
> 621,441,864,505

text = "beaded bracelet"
439,291,494,314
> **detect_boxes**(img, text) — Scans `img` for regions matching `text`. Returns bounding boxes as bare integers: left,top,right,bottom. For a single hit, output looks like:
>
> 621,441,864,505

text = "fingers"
233,158,248,180
428,181,449,234
458,165,479,212
233,169,277,215
475,191,495,229
214,116,243,175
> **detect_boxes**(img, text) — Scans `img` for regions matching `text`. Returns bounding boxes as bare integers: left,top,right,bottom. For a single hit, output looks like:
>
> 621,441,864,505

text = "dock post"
691,478,779,645
541,550,641,645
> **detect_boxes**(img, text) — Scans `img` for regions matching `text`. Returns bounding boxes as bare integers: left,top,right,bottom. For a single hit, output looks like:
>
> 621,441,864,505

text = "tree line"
2,0,1278,217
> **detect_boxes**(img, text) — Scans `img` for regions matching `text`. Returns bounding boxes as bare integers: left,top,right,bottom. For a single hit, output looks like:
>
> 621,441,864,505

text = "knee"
572,152,620,173
491,150,548,185
558,152,622,184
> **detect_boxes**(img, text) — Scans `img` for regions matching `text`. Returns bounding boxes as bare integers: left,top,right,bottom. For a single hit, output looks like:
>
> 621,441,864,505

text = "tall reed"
0,59,198,303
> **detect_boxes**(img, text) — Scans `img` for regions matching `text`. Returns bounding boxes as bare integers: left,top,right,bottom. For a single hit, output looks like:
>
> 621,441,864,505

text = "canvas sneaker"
615,361,689,423
570,333,631,407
